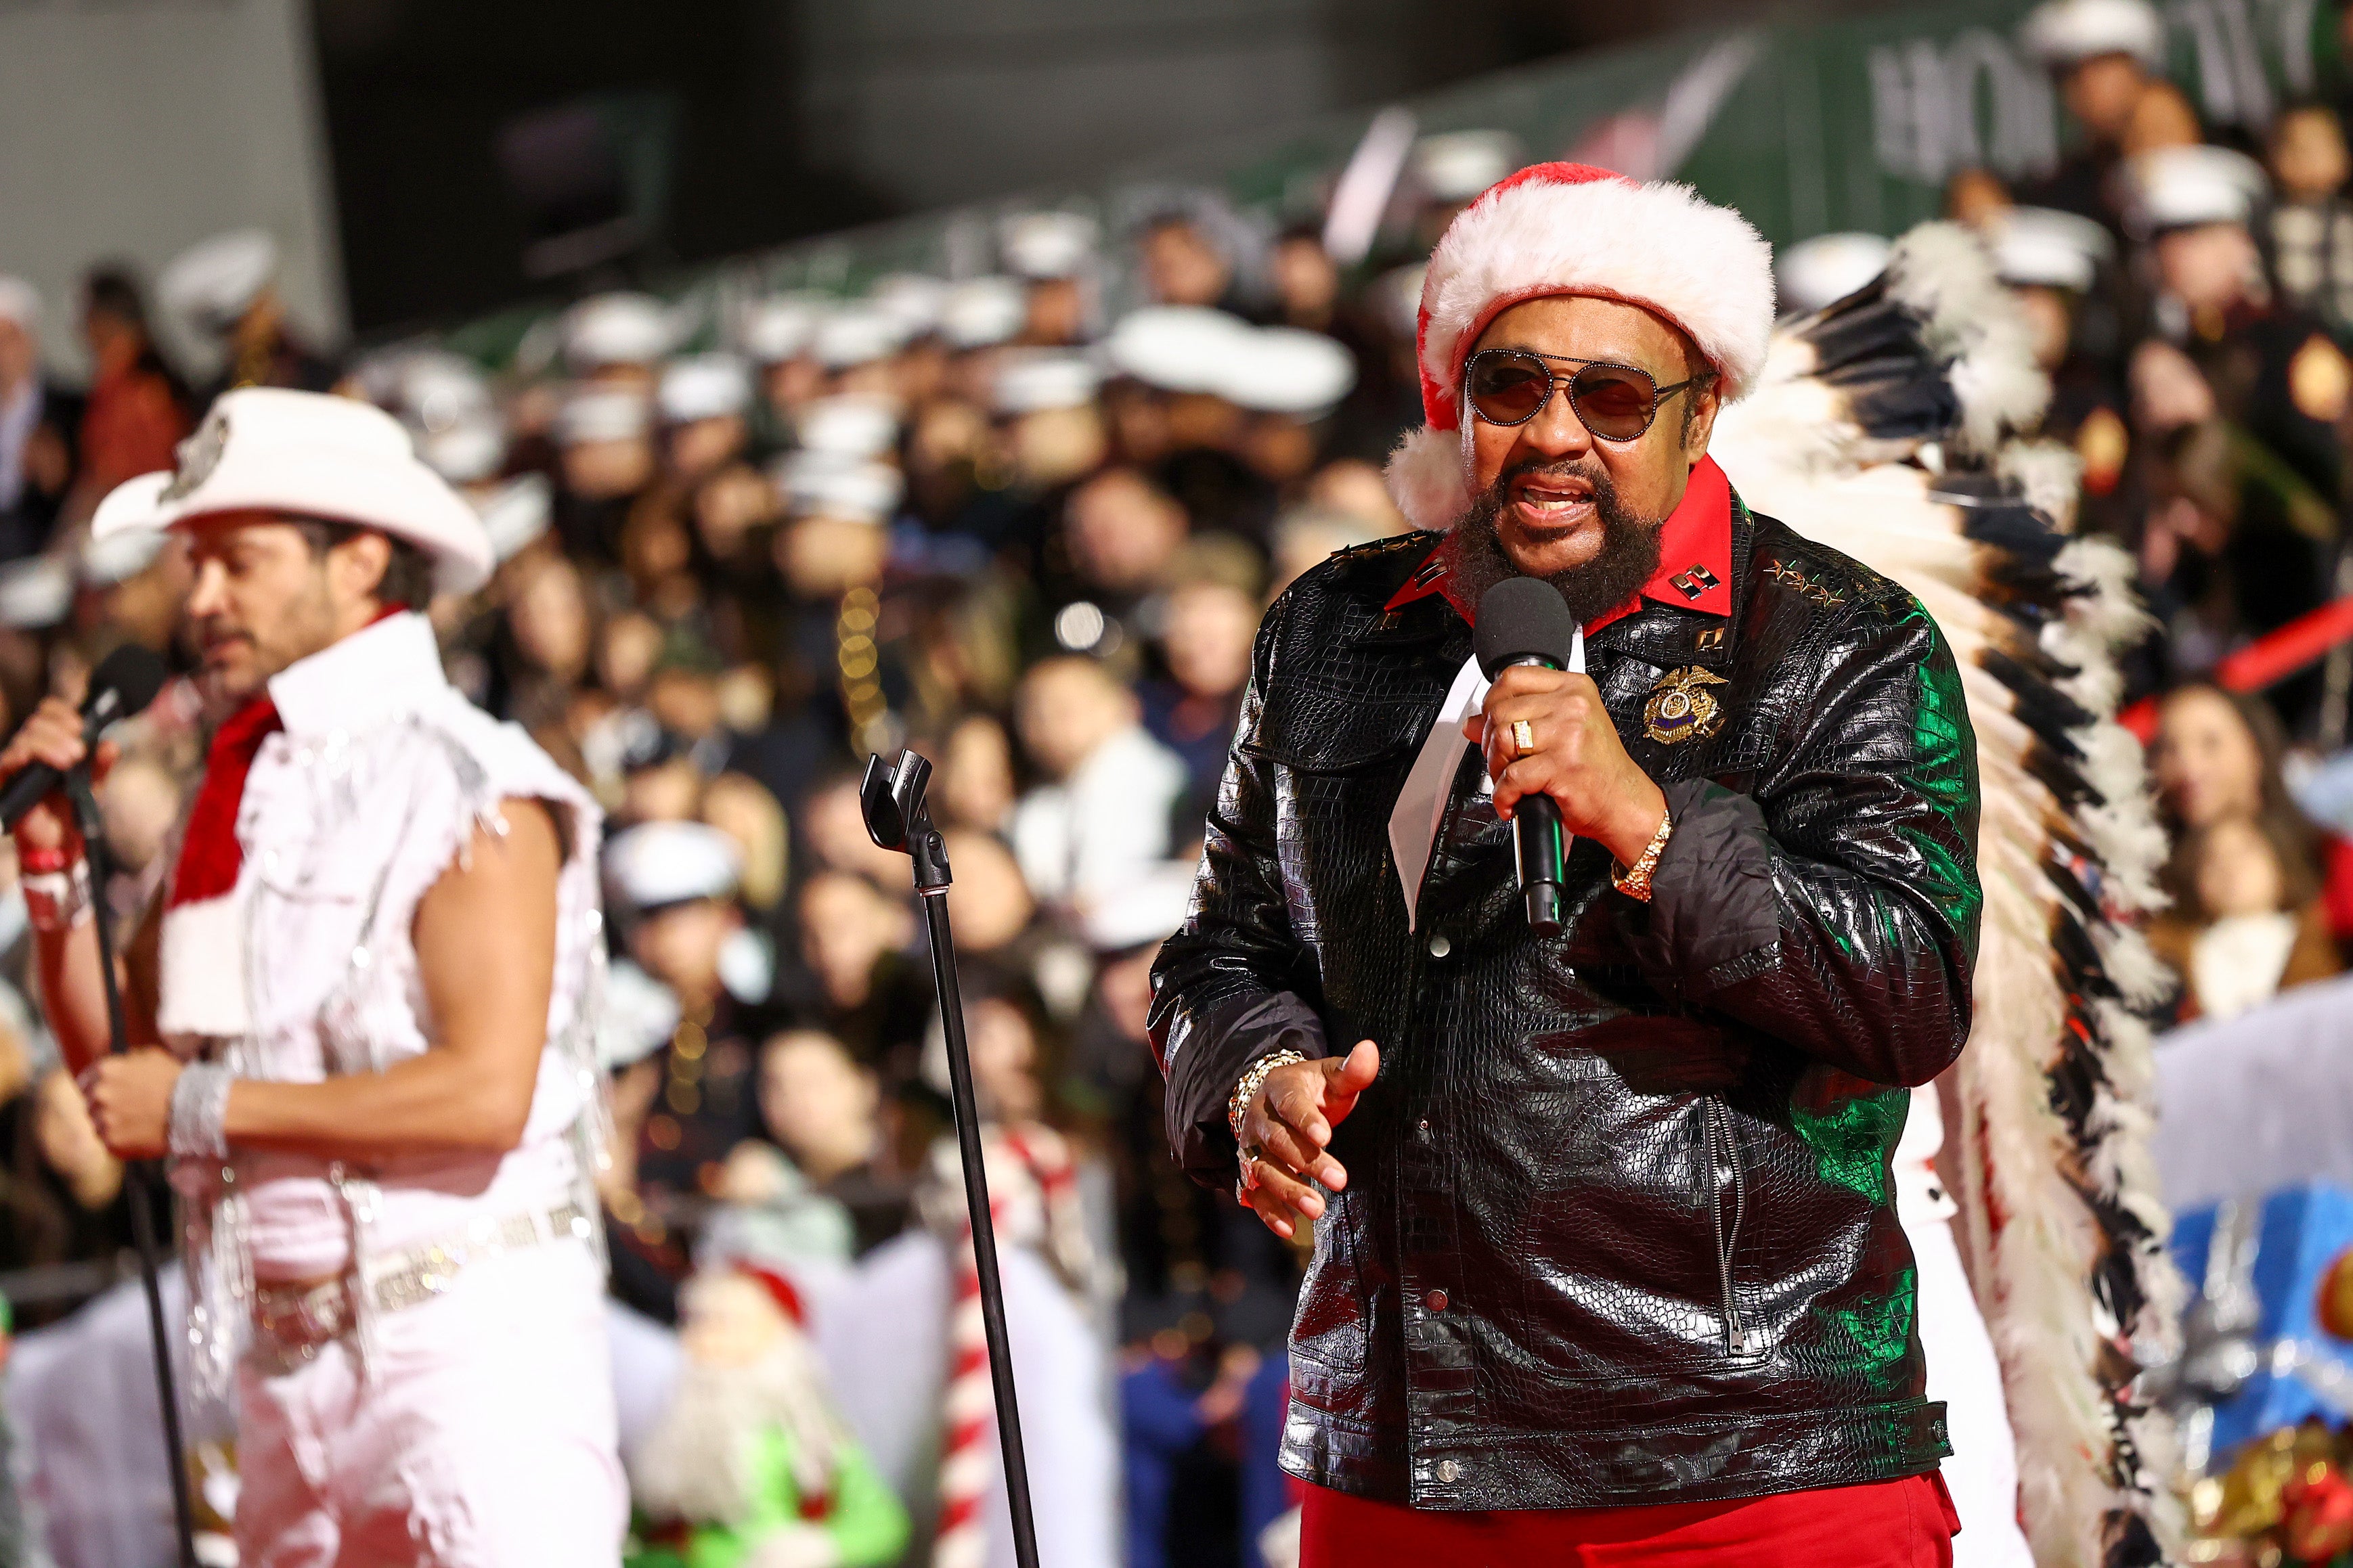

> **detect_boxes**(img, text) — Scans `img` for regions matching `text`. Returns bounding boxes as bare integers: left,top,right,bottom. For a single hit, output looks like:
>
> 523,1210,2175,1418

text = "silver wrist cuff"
169,1062,235,1163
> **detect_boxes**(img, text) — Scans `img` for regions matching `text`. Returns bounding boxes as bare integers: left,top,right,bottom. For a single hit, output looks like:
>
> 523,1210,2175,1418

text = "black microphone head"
85,644,168,726
1474,577,1580,677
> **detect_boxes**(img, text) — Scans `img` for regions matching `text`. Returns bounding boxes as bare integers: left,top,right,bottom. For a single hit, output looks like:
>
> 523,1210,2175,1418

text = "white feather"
2000,440,2086,533
1728,219,2184,1567
1886,223,2050,453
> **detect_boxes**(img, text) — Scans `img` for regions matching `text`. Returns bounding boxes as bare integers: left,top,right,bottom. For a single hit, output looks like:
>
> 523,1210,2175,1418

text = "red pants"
1300,1471,1959,1568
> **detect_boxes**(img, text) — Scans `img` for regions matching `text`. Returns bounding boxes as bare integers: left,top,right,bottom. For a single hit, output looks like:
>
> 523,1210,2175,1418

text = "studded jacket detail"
1149,500,1982,1510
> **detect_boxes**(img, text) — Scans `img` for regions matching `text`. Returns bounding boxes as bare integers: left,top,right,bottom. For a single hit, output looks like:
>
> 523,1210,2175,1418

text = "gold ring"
1511,718,1536,759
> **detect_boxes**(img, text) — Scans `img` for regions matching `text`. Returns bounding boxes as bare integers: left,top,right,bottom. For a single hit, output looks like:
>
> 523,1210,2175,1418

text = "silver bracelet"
169,1061,235,1163
21,862,92,935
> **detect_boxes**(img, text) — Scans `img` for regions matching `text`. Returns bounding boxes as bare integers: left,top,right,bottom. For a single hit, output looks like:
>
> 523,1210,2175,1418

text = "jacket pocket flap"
1241,690,1432,774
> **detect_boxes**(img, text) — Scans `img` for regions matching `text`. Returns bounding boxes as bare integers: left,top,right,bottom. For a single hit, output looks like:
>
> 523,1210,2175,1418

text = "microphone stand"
858,751,1040,1568
64,769,199,1568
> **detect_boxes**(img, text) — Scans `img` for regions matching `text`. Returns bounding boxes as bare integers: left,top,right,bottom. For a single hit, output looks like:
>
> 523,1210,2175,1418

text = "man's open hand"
1234,1041,1379,1239
1465,666,1665,868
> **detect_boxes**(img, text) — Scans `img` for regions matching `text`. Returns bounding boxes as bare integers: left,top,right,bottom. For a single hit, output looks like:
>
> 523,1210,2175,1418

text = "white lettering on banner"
1869,0,2323,185
1867,31,2056,186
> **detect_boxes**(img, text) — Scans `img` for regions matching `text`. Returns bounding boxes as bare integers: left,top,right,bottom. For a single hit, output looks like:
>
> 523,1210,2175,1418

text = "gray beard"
1443,458,1665,625
631,1342,837,1527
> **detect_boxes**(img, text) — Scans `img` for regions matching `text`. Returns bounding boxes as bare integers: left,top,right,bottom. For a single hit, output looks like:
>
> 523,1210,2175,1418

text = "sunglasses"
1463,349,1705,442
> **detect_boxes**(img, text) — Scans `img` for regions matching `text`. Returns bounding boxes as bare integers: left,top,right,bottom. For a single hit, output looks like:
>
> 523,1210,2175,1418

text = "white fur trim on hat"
1416,164,1776,422
1384,424,1470,533
1384,162,1775,531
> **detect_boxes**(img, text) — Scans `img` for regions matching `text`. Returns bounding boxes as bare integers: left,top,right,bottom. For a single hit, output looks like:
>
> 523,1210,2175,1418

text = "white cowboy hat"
91,388,495,595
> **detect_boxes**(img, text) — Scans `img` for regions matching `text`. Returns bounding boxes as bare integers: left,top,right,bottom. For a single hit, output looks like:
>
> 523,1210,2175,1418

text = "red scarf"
167,609,416,909
167,696,282,908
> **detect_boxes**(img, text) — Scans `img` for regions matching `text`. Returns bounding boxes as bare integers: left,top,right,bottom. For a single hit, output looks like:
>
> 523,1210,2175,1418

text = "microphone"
0,644,169,831
1474,578,1581,935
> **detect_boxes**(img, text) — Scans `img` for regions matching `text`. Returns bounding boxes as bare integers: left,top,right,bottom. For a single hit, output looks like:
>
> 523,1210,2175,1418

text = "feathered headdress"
1713,223,2185,1568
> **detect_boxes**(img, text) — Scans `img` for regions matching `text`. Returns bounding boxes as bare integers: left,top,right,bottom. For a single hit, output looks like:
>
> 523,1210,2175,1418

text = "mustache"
1494,454,1610,495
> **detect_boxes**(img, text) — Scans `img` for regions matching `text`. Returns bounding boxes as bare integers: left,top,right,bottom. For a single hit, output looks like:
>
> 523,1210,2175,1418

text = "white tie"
1386,626,1584,929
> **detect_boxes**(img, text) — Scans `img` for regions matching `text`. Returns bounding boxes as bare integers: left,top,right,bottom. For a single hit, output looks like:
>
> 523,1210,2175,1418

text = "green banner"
438,0,2341,368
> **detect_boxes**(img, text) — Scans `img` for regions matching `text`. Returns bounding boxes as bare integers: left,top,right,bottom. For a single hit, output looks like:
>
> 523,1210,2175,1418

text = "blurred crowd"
1778,0,2353,1031
0,118,1462,1568
5,0,2353,1560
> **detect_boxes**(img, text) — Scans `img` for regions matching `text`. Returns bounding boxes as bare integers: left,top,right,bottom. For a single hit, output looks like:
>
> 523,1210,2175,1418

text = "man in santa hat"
0,386,623,1563
1152,163,1983,1565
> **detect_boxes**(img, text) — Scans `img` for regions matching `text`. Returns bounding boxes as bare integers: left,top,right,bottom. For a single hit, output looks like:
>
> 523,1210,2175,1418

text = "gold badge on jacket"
1643,667,1730,745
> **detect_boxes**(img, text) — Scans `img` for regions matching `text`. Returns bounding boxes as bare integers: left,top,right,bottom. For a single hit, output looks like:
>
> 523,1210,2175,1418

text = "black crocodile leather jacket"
1149,497,1983,1511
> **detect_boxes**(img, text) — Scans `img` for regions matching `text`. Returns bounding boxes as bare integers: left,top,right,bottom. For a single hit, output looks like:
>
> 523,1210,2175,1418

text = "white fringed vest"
159,612,607,1393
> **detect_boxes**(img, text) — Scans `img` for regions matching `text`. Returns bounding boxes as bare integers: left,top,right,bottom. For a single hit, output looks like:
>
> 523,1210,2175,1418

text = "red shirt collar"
1384,455,1734,630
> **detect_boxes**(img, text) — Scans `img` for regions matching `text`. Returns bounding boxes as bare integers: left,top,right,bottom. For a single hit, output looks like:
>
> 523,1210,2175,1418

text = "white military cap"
1106,306,1254,395
1992,206,2113,291
1002,212,1099,280
562,292,678,371
83,525,170,587
477,473,552,563
0,277,39,332
774,453,904,523
0,558,72,630
813,307,909,370
868,273,950,336
91,388,496,594
556,386,654,445
940,276,1028,349
607,820,743,914
1218,327,1356,417
394,355,503,483
2020,0,2165,68
415,412,505,486
397,351,493,427
992,351,1102,415
158,229,278,336
598,959,682,1071
740,292,830,362
1414,130,1525,204
658,353,753,423
1774,232,1893,315
2126,144,2268,238
795,393,902,459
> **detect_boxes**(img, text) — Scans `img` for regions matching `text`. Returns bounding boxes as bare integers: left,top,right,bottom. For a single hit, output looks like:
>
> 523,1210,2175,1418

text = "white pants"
236,1239,625,1567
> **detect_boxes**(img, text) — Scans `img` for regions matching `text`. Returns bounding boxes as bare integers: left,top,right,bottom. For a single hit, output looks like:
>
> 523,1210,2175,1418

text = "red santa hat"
1386,161,1776,531
735,1263,808,1328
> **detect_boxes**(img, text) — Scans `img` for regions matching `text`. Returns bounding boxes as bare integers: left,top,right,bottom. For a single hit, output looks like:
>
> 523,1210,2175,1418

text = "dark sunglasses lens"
1467,356,1552,424
1569,366,1657,439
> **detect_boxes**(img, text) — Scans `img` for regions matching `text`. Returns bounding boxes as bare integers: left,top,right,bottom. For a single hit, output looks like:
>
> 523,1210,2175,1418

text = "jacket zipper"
1704,1098,1749,1354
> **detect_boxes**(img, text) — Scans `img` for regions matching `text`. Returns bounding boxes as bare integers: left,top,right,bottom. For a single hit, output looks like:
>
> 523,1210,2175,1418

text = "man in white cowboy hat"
1152,162,1982,1564
0,386,624,1563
